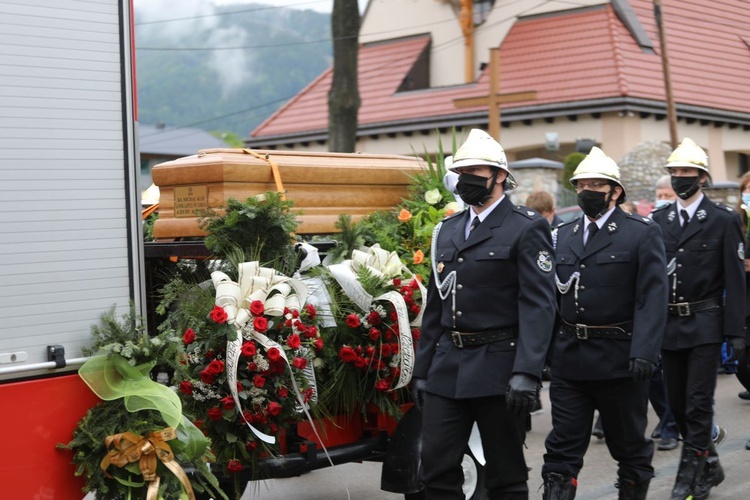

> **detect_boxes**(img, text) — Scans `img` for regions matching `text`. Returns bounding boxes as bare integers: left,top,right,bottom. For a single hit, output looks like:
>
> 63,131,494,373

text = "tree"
328,0,360,152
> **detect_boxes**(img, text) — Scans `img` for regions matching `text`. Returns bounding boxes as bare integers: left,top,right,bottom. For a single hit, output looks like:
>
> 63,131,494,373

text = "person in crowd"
412,129,556,500
526,191,563,226
655,174,677,209
734,171,750,450
651,138,746,500
542,147,668,500
442,160,465,210
620,200,637,214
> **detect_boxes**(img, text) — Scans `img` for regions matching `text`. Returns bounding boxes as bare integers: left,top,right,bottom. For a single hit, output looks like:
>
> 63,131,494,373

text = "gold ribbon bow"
100,428,195,500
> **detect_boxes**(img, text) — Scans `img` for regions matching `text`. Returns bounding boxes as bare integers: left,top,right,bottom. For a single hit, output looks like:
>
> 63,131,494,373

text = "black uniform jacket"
550,207,668,380
413,197,557,399
652,196,746,349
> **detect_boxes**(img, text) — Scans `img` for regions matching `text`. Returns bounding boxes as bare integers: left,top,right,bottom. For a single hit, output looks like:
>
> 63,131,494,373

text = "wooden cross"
454,47,536,141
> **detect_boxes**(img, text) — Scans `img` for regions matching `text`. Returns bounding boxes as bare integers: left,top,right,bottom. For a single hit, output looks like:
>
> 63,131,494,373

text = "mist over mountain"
134,0,332,139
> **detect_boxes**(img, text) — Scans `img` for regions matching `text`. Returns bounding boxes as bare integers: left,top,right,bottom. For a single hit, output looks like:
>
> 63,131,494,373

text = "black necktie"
585,223,598,248
470,216,481,232
681,209,690,229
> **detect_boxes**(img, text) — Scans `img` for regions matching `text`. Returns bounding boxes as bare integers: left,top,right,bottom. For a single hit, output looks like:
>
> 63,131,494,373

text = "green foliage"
212,131,244,148
563,152,586,190
143,212,157,242
199,193,300,272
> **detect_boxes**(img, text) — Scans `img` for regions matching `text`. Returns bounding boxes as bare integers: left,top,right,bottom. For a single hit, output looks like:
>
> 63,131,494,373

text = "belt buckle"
575,324,588,340
676,302,691,317
451,331,464,348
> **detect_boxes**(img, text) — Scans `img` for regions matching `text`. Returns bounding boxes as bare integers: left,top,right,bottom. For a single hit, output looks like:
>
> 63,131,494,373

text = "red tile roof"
251,0,750,140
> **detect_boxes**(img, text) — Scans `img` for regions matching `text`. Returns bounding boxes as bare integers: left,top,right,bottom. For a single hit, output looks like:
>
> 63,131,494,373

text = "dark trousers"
421,392,528,500
735,318,750,392
662,343,721,449
649,364,679,440
543,376,654,483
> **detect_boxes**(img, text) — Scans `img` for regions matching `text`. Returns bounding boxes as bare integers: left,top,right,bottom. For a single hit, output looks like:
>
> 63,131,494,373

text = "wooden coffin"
151,148,426,238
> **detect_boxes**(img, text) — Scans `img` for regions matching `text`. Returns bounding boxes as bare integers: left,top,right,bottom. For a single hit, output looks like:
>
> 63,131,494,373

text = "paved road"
240,372,750,499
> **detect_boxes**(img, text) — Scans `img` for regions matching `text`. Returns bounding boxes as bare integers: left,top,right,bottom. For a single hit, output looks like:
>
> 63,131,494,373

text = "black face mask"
671,175,701,200
577,189,612,219
456,171,497,206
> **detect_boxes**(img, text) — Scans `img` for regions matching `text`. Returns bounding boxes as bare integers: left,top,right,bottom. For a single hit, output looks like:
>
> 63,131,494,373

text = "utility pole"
654,0,678,148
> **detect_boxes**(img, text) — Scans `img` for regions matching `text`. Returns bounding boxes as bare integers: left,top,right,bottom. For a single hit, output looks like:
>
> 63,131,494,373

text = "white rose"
424,188,442,205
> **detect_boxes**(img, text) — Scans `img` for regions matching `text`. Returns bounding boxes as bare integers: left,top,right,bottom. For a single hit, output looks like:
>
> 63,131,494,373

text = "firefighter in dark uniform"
651,138,746,500
541,147,668,500
412,129,557,500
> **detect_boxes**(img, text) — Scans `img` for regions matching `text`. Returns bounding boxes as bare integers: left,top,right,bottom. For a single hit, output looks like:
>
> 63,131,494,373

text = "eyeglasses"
575,181,610,191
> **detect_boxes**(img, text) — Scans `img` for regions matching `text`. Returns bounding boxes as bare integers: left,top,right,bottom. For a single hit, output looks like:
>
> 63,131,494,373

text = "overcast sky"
211,0,369,14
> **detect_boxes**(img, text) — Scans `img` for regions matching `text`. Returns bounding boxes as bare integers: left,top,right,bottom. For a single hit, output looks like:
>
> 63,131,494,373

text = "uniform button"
679,296,684,300
678,248,684,253
458,257,464,263
610,255,615,259
580,307,586,312
677,264,682,268
510,342,515,347
457,284,463,290
580,264,586,269
702,244,707,248
456,311,463,317
579,285,585,290
678,281,682,284
489,251,495,256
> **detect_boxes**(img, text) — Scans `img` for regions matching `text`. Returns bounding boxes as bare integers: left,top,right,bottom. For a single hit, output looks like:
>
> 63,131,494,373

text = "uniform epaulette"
514,205,538,219
715,202,735,213
553,219,571,229
626,212,652,224
442,208,466,222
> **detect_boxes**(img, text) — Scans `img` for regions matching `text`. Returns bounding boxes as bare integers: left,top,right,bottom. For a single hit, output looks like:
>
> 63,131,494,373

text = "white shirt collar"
465,195,505,238
583,205,617,233
677,193,704,220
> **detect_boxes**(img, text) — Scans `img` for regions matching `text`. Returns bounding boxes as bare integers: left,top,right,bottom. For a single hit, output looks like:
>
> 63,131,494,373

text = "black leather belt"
450,328,518,348
560,319,633,340
668,297,723,317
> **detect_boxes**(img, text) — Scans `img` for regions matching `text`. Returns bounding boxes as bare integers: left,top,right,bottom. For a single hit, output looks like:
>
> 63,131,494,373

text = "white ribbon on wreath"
327,244,425,390
211,262,313,444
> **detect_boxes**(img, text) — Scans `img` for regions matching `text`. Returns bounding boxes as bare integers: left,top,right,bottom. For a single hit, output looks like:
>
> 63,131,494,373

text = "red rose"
375,379,391,392
410,304,421,315
246,440,257,451
193,419,204,429
346,313,361,328
410,279,420,290
208,407,223,420
206,359,225,375
365,346,375,357
292,357,307,369
291,309,300,319
411,328,421,341
179,381,193,395
247,361,257,371
253,316,268,332
199,370,216,384
182,328,196,345
285,319,293,327
389,310,399,321
390,343,400,355
266,347,281,361
338,346,357,363
253,375,266,388
287,333,301,350
369,328,380,341
209,305,228,324
400,286,413,297
205,349,215,360
236,382,244,392
267,401,282,416
305,304,317,319
249,300,265,317
241,341,257,358
284,307,291,315
392,278,402,286
221,396,235,410
313,338,324,350
269,423,278,433
354,357,367,369
242,410,254,423
367,310,382,326
303,325,318,338
227,459,244,473
277,386,289,398
381,344,392,357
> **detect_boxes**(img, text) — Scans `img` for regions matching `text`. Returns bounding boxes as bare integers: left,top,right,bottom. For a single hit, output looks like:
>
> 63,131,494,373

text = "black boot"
692,442,725,500
616,478,649,500
542,472,577,500
670,444,707,500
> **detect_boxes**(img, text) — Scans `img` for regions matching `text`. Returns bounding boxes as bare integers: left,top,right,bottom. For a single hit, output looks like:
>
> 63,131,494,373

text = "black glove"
506,373,539,416
629,358,655,382
727,337,746,363
411,377,427,412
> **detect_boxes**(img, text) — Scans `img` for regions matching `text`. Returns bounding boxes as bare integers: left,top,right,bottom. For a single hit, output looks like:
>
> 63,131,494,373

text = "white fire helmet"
665,137,711,181
448,129,517,189
570,146,627,202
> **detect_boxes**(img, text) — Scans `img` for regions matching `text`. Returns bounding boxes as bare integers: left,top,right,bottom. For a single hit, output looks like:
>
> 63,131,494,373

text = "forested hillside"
135,2,332,138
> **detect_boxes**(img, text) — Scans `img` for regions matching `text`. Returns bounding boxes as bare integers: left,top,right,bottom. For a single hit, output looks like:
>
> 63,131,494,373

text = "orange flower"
398,209,412,222
413,249,424,264
445,208,455,217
